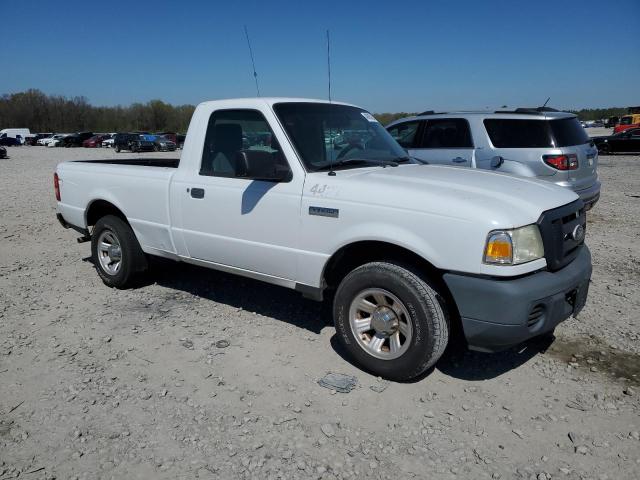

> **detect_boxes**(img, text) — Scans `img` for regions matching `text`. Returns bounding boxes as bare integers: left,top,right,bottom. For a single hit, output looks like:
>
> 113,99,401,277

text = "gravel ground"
1,146,639,480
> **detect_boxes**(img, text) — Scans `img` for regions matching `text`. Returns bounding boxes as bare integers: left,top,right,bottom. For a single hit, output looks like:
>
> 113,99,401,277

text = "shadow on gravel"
329,333,556,383
138,257,328,334
84,255,577,382
435,335,555,381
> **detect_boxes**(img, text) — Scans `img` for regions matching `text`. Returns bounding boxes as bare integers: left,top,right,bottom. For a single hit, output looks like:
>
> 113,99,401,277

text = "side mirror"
490,156,504,168
235,150,291,182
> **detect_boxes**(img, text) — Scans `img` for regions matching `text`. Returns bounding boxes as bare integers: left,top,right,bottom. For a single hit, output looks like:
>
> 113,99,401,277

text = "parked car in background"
0,128,31,141
37,134,56,146
113,133,154,153
153,134,177,151
101,134,116,148
26,133,51,145
62,132,94,148
0,134,22,146
176,134,186,148
0,146,6,158
387,108,600,210
614,114,640,134
82,134,109,148
156,131,177,144
46,134,68,147
605,116,619,128
593,128,640,154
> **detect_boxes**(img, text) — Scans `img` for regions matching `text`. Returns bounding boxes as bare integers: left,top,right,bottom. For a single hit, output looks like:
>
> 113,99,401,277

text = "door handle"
190,187,205,199
452,157,467,163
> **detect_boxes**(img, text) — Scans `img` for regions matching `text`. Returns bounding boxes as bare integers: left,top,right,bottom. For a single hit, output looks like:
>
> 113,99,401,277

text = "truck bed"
76,158,180,168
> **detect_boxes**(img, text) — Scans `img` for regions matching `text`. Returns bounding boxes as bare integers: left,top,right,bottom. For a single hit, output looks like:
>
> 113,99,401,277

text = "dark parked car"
605,116,619,128
0,134,21,146
0,146,7,158
593,128,640,154
113,133,155,153
176,134,186,148
62,132,94,147
153,135,177,151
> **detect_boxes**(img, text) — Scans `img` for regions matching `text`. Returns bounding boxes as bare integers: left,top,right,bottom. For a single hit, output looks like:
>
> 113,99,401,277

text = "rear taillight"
543,154,578,171
54,173,61,201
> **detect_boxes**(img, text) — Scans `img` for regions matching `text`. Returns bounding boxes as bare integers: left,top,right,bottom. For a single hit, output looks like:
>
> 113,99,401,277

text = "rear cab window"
483,117,589,148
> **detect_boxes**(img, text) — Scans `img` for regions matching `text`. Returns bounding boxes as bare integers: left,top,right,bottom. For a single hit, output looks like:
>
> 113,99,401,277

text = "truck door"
411,118,474,166
174,109,301,281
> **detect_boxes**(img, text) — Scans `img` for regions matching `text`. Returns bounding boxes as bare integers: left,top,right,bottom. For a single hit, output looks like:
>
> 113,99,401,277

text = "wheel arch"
85,198,129,228
322,240,445,290
324,240,466,353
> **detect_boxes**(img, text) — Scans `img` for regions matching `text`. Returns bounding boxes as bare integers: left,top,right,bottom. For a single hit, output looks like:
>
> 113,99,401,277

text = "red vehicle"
613,114,640,134
82,134,109,148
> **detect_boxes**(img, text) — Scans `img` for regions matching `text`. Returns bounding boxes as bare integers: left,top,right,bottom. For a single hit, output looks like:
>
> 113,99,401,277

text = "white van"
0,128,32,144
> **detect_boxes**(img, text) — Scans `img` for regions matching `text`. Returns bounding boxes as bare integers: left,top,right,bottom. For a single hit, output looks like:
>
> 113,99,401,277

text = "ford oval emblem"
572,224,585,243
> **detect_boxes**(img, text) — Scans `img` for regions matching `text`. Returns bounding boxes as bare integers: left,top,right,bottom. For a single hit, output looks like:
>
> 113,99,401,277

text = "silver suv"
386,109,600,209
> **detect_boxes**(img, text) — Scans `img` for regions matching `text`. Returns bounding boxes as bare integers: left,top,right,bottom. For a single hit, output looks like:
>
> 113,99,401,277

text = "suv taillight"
54,173,61,201
543,154,578,171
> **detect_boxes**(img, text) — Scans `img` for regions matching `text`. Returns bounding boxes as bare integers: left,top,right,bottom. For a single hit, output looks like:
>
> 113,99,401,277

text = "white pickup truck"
55,98,592,380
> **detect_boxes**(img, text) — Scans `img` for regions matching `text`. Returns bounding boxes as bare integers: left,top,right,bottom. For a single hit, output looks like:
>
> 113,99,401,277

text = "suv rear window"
484,118,589,148
549,118,590,146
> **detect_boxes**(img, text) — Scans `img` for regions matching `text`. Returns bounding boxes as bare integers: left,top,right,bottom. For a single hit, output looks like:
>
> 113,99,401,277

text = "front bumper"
443,246,592,352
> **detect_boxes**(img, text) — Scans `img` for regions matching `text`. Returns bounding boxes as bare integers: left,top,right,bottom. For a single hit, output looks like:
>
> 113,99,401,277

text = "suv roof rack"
494,106,561,115
418,110,436,115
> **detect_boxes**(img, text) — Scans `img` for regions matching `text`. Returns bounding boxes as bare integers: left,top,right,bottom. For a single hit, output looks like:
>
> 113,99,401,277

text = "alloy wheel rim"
97,229,122,275
348,288,413,360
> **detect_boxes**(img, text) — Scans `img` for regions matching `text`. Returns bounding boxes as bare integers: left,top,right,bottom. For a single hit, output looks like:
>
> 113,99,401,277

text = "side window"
420,119,473,148
200,109,287,178
387,121,420,148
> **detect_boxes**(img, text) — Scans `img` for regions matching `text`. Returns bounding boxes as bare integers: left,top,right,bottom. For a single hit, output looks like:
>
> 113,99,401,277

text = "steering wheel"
336,143,363,160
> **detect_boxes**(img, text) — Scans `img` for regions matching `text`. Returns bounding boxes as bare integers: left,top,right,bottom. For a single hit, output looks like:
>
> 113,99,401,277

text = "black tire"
91,215,148,288
598,144,611,155
114,145,121,153
333,262,449,381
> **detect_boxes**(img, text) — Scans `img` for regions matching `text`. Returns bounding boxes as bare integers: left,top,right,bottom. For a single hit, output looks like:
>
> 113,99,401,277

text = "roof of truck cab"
196,97,359,109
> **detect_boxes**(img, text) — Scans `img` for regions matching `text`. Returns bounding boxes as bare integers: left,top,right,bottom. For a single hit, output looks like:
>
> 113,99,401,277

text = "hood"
326,164,579,228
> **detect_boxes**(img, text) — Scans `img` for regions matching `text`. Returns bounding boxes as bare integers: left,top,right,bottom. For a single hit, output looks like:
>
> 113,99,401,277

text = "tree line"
0,89,195,133
0,89,632,133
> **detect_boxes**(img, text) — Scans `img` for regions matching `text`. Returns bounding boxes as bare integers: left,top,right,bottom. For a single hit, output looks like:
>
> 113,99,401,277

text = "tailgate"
562,142,598,191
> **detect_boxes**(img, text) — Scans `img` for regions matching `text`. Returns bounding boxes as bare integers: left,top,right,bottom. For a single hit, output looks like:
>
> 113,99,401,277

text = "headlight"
484,224,544,265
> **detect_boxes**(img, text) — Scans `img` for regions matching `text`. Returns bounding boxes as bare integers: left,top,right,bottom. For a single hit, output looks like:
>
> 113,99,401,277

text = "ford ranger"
55,98,592,381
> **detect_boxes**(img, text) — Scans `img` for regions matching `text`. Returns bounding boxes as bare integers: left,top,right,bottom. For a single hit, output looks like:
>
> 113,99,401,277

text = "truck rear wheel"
91,215,148,288
333,262,449,381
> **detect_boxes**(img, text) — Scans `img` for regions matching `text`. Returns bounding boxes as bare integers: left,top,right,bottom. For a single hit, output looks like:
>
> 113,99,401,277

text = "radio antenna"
541,96,550,108
326,29,332,103
244,25,260,97
326,29,336,176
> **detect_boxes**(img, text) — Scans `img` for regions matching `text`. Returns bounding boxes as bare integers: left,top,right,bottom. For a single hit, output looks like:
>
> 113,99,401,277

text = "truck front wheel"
91,215,148,288
334,262,449,381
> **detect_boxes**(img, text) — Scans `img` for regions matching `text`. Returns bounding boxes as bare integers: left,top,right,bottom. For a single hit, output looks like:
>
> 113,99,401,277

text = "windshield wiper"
316,158,399,172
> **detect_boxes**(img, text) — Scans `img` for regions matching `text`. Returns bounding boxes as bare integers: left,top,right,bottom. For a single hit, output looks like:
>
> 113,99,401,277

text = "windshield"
274,102,408,171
